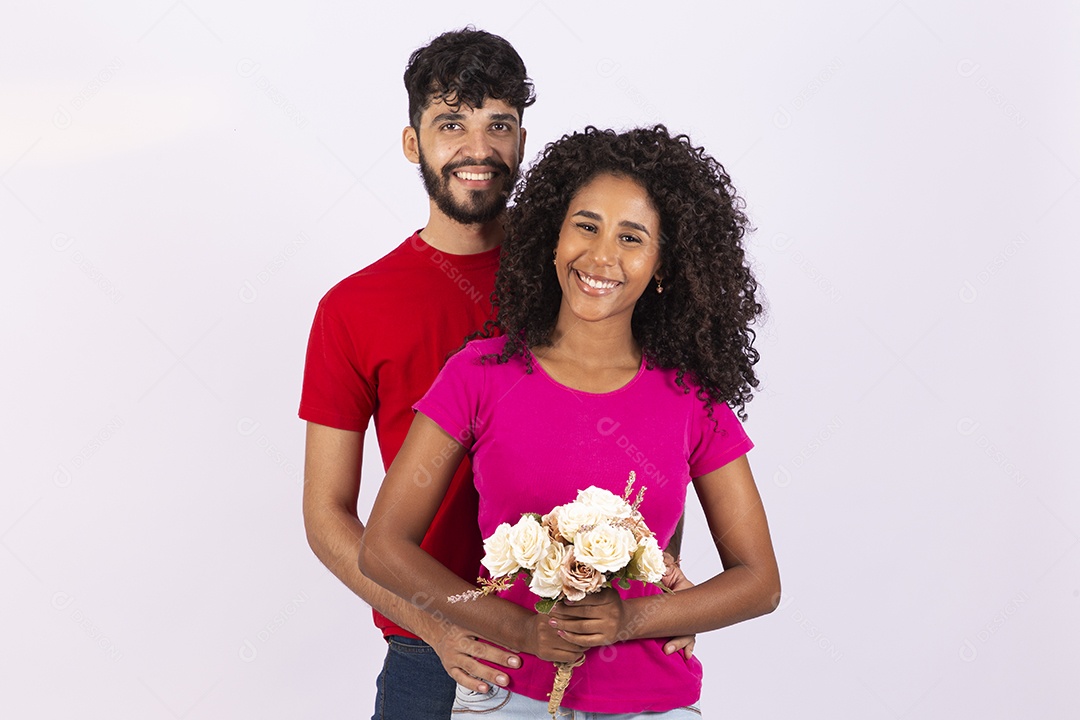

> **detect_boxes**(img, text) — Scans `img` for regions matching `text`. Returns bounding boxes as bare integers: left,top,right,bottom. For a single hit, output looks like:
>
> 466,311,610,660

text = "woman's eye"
621,234,643,244
576,223,597,233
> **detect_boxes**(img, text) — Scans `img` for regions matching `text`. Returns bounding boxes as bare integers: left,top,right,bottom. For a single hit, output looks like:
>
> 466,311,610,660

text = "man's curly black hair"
489,125,762,419
404,27,535,129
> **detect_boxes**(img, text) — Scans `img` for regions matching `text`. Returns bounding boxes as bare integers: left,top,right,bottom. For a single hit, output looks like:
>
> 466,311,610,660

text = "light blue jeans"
451,683,702,718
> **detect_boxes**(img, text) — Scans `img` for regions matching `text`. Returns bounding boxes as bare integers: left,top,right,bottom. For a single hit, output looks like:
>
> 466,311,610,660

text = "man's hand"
429,623,522,693
662,553,696,659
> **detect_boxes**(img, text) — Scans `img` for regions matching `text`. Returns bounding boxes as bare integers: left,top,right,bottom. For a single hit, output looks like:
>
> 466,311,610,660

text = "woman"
360,125,780,717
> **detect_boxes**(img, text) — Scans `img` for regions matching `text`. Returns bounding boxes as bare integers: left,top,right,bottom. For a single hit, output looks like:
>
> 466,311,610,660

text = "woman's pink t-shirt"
415,337,753,713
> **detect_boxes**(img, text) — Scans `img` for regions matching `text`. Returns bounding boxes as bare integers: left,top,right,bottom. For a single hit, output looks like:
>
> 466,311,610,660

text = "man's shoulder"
318,235,423,306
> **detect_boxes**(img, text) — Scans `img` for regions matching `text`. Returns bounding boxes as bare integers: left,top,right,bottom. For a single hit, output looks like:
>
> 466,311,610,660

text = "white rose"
631,536,666,584
573,523,637,574
551,501,601,542
480,523,520,578
507,516,551,571
528,542,568,599
575,486,633,519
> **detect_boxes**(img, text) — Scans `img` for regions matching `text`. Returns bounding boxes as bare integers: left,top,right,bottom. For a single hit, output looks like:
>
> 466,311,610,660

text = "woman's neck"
531,309,642,394
544,321,640,368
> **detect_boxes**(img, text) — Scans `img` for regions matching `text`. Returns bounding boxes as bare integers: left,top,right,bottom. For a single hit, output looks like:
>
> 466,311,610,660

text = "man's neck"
419,206,504,255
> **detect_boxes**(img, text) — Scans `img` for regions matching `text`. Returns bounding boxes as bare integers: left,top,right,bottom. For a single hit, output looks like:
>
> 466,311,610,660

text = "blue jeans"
371,635,455,720
451,683,702,718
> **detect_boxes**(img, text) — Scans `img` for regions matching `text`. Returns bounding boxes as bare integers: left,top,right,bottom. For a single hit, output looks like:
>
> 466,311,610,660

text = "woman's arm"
358,413,585,664
550,454,780,645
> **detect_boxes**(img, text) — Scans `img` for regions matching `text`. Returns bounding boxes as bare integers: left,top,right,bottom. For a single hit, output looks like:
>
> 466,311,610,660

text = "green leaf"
534,598,557,614
616,577,631,590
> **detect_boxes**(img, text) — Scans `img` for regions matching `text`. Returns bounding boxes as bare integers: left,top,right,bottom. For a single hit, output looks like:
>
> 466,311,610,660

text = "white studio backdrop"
2,1,1077,717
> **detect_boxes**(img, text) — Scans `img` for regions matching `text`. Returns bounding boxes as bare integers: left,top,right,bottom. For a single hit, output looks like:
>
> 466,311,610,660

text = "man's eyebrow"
571,210,653,237
488,113,519,125
431,112,466,124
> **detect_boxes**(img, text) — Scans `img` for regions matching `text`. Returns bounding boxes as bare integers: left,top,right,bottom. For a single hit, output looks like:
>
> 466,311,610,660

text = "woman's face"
552,173,662,328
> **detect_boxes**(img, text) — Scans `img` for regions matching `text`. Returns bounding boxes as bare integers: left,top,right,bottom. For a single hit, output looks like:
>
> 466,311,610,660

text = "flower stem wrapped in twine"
547,656,586,718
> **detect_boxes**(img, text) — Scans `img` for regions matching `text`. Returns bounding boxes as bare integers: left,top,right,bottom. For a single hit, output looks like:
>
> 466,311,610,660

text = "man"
300,28,533,719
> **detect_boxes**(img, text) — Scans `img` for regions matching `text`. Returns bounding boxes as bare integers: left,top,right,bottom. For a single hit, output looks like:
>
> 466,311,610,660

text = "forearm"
304,502,452,640
622,563,780,641
359,523,534,653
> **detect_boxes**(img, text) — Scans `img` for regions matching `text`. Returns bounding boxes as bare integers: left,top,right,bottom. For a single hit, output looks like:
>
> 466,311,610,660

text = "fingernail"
665,644,674,654
549,619,558,627
496,675,508,685
508,656,521,668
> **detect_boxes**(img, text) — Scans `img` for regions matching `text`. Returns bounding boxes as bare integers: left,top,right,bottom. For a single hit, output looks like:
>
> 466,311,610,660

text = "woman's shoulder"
641,363,741,421
446,336,519,372
448,336,510,366
460,336,507,356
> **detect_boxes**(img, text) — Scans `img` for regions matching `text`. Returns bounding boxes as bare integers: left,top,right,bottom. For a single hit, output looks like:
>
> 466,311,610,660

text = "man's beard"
418,148,517,225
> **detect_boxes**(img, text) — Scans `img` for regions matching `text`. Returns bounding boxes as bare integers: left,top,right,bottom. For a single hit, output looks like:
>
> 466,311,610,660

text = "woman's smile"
572,268,622,294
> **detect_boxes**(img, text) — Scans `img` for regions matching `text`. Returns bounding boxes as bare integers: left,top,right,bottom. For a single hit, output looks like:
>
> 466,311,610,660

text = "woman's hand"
547,587,627,648
523,613,586,663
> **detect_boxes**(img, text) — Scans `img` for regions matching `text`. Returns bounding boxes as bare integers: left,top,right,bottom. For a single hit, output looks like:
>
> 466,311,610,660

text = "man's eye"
442,123,461,131
491,123,508,131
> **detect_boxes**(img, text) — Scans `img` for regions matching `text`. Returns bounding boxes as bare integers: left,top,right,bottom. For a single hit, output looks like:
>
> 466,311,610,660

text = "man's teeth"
577,271,618,289
455,171,495,181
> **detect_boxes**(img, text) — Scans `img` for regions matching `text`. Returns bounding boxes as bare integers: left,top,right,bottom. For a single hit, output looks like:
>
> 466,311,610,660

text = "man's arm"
302,422,520,691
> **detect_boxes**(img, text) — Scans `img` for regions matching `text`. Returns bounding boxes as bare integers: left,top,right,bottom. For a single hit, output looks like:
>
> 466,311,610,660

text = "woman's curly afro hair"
490,125,763,419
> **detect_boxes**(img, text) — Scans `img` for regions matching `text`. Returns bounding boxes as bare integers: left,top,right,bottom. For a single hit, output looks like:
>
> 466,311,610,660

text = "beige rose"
630,536,666,584
480,523,520,578
573,523,637,574
541,511,565,543
560,548,605,601
507,516,551,571
528,542,568,599
575,486,633,519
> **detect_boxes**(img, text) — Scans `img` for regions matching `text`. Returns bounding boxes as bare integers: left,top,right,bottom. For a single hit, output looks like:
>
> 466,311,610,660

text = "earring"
655,277,664,294
553,249,558,267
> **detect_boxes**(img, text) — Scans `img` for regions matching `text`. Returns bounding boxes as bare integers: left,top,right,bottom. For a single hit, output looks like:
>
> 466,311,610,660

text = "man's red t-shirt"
300,232,499,639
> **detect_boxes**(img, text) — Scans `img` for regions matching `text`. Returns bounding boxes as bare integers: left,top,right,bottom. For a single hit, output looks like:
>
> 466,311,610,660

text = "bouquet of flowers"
449,472,669,717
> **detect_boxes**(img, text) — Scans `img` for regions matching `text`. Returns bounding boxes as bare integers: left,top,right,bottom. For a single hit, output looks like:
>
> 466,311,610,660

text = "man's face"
405,98,526,225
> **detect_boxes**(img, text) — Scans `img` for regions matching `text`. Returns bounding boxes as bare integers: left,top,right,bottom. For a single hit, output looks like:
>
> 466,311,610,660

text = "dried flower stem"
447,574,518,604
547,655,586,718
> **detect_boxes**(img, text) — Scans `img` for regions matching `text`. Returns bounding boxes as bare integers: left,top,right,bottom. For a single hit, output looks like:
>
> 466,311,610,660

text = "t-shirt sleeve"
413,345,483,450
298,293,377,432
687,400,754,478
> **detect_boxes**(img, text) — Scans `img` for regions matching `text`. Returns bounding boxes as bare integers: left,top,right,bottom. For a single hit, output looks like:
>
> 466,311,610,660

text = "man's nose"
462,128,494,160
